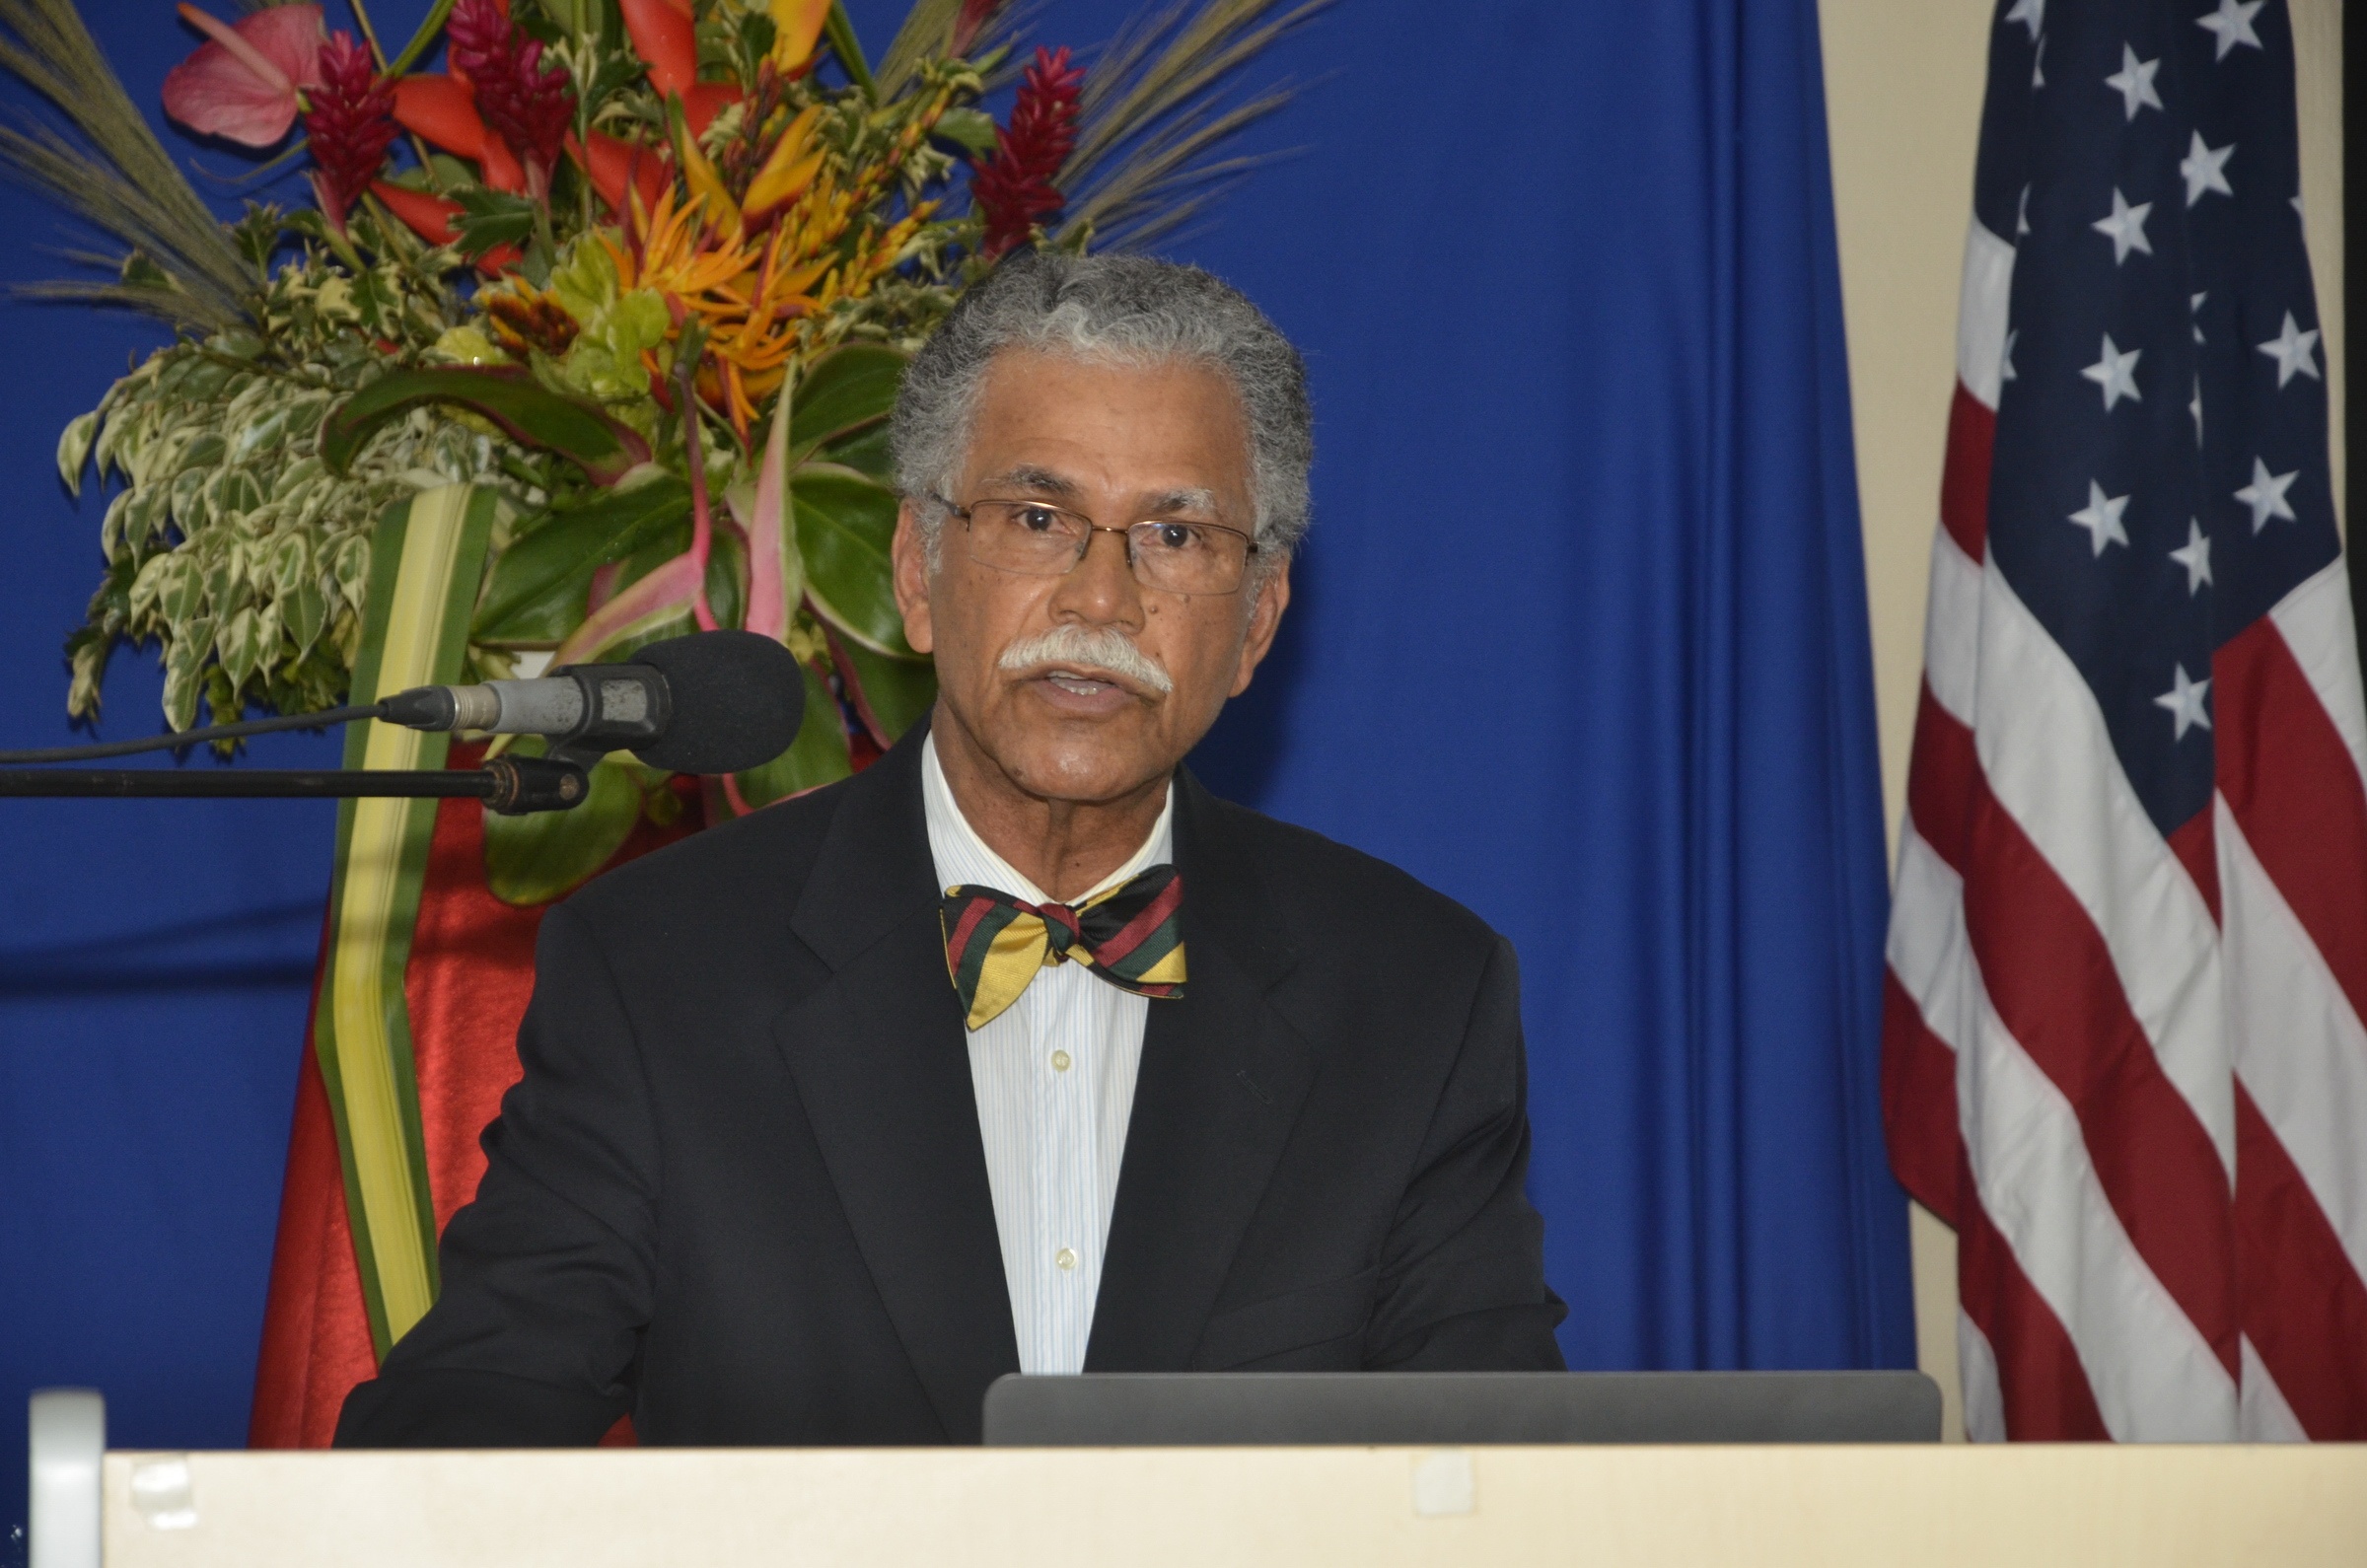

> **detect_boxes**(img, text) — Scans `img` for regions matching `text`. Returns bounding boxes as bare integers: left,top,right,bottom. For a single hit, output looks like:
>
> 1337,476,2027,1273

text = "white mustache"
997,623,1174,696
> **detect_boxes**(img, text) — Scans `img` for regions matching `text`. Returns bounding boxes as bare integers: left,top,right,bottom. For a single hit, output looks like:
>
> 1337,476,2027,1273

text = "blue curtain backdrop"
1,0,1909,1539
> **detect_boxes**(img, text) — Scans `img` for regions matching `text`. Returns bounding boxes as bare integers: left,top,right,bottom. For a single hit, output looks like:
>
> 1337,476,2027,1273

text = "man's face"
892,348,1291,806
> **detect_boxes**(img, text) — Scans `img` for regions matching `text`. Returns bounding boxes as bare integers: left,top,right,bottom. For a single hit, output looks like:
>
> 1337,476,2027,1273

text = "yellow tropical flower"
769,0,832,72
744,105,824,216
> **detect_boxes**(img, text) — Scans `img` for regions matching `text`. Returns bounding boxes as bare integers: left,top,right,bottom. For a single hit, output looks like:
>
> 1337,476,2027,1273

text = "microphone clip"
481,754,594,816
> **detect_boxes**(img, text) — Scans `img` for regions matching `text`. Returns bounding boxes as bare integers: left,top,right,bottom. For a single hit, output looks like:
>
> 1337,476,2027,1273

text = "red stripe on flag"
1939,384,1995,562
2215,618,2367,1025
2236,1084,2367,1439
1881,970,1964,1225
2165,809,2219,927
1906,683,1980,873
1962,776,2241,1379
1956,1149,2114,1440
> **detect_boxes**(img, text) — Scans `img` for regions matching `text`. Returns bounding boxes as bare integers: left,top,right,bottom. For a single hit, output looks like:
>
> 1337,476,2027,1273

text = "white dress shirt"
921,732,1175,1374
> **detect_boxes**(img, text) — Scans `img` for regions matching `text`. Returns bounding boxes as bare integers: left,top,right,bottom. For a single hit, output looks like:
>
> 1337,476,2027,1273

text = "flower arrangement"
6,0,1309,900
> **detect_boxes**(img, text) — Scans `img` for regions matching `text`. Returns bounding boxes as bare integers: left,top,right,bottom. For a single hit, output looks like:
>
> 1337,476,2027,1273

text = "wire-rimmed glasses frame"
932,494,1261,597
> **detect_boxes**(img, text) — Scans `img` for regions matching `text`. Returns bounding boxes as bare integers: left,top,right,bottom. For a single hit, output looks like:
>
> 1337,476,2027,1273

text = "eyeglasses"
935,496,1260,597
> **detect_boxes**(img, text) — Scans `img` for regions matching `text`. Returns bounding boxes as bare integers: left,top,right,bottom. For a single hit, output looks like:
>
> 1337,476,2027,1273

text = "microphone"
378,629,807,776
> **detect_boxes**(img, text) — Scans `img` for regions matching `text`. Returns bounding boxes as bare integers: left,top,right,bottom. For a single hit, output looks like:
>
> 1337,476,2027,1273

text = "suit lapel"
773,725,1019,1442
1086,769,1314,1371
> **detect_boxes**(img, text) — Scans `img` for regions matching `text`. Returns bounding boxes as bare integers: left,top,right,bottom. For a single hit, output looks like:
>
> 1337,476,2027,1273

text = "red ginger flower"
304,34,396,230
971,46,1083,259
447,0,574,194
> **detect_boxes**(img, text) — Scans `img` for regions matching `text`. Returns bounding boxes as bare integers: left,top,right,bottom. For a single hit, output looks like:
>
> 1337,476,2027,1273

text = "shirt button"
1055,1247,1078,1271
1051,1049,1072,1072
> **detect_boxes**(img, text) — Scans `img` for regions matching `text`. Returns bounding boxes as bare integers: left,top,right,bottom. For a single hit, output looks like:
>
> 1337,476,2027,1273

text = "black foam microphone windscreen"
626,630,806,775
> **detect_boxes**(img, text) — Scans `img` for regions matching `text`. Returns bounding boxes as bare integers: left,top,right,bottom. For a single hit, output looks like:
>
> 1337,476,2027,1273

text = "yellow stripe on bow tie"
941,869,1188,1031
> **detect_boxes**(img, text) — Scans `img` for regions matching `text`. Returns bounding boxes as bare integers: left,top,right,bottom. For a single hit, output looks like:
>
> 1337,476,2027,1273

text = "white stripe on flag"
1973,559,2234,1172
1957,220,2016,410
2239,1334,2310,1443
1958,967,2239,1440
1888,818,2237,1438
1923,526,1982,727
1889,825,1974,1054
2217,799,2367,1281
2267,560,2367,789
1958,1308,2008,1443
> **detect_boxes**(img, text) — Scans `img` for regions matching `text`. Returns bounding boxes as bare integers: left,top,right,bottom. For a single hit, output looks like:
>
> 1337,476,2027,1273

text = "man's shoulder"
554,771,853,943
1196,788,1502,966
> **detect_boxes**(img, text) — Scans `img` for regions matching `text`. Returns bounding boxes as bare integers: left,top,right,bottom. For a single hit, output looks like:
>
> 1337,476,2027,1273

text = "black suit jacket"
337,724,1564,1447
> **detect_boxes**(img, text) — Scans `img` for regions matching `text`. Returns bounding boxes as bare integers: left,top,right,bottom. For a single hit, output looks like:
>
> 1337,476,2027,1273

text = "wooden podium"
91,1444,2367,1566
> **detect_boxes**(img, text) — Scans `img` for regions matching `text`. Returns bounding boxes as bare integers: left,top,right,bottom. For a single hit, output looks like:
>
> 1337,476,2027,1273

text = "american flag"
1882,0,2367,1441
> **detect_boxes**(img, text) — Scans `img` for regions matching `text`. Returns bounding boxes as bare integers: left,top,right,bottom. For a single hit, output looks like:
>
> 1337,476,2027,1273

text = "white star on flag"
2093,187,2154,264
2032,35,2046,89
2234,456,2299,531
2196,0,2264,60
2001,328,2019,383
2004,0,2044,42
2082,334,2142,410
2105,44,2163,119
2189,377,2203,443
2169,520,2213,594
2017,184,2032,238
2191,290,2207,343
2180,132,2234,206
2068,479,2132,555
2154,663,2213,741
2257,311,2322,388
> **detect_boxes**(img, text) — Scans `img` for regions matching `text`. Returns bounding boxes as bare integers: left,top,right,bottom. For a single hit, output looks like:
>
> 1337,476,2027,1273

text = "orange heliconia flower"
604,174,929,439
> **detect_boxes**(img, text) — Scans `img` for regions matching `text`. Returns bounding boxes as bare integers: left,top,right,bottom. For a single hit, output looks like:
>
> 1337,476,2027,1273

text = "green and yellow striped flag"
313,482,497,1356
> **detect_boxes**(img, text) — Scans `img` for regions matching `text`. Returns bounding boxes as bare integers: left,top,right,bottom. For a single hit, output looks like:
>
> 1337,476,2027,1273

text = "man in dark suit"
338,253,1564,1448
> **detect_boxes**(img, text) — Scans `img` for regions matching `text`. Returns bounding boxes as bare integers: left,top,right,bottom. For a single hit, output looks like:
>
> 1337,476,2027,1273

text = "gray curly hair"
890,251,1313,571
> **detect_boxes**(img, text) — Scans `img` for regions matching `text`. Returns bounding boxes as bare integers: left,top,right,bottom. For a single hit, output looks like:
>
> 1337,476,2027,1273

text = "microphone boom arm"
0,755,590,814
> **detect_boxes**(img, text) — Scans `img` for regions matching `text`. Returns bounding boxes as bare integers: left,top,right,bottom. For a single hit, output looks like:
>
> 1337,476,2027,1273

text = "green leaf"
386,0,459,76
736,10,777,76
734,662,849,806
283,577,328,658
163,615,212,731
216,605,262,694
481,739,644,905
351,268,401,336
119,250,175,292
822,1,877,98
794,463,911,655
816,419,894,482
934,107,998,156
159,552,206,622
451,186,537,259
790,343,907,457
56,411,97,495
321,367,652,484
835,636,934,746
472,476,692,644
704,523,746,635
231,203,285,276
212,466,265,520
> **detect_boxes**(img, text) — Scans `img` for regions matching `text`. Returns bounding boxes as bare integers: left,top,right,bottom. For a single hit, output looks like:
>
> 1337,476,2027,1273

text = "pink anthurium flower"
161,3,327,148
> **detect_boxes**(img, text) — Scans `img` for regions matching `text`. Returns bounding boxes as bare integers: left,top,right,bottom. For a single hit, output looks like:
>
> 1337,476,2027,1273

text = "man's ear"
891,501,936,655
1229,560,1291,697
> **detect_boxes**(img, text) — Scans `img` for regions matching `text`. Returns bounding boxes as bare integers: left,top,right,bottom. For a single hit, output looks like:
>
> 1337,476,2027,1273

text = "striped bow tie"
939,866,1186,1031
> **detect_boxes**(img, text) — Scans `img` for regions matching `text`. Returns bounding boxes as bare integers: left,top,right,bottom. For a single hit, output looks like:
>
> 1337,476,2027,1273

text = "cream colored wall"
1817,0,2345,1444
